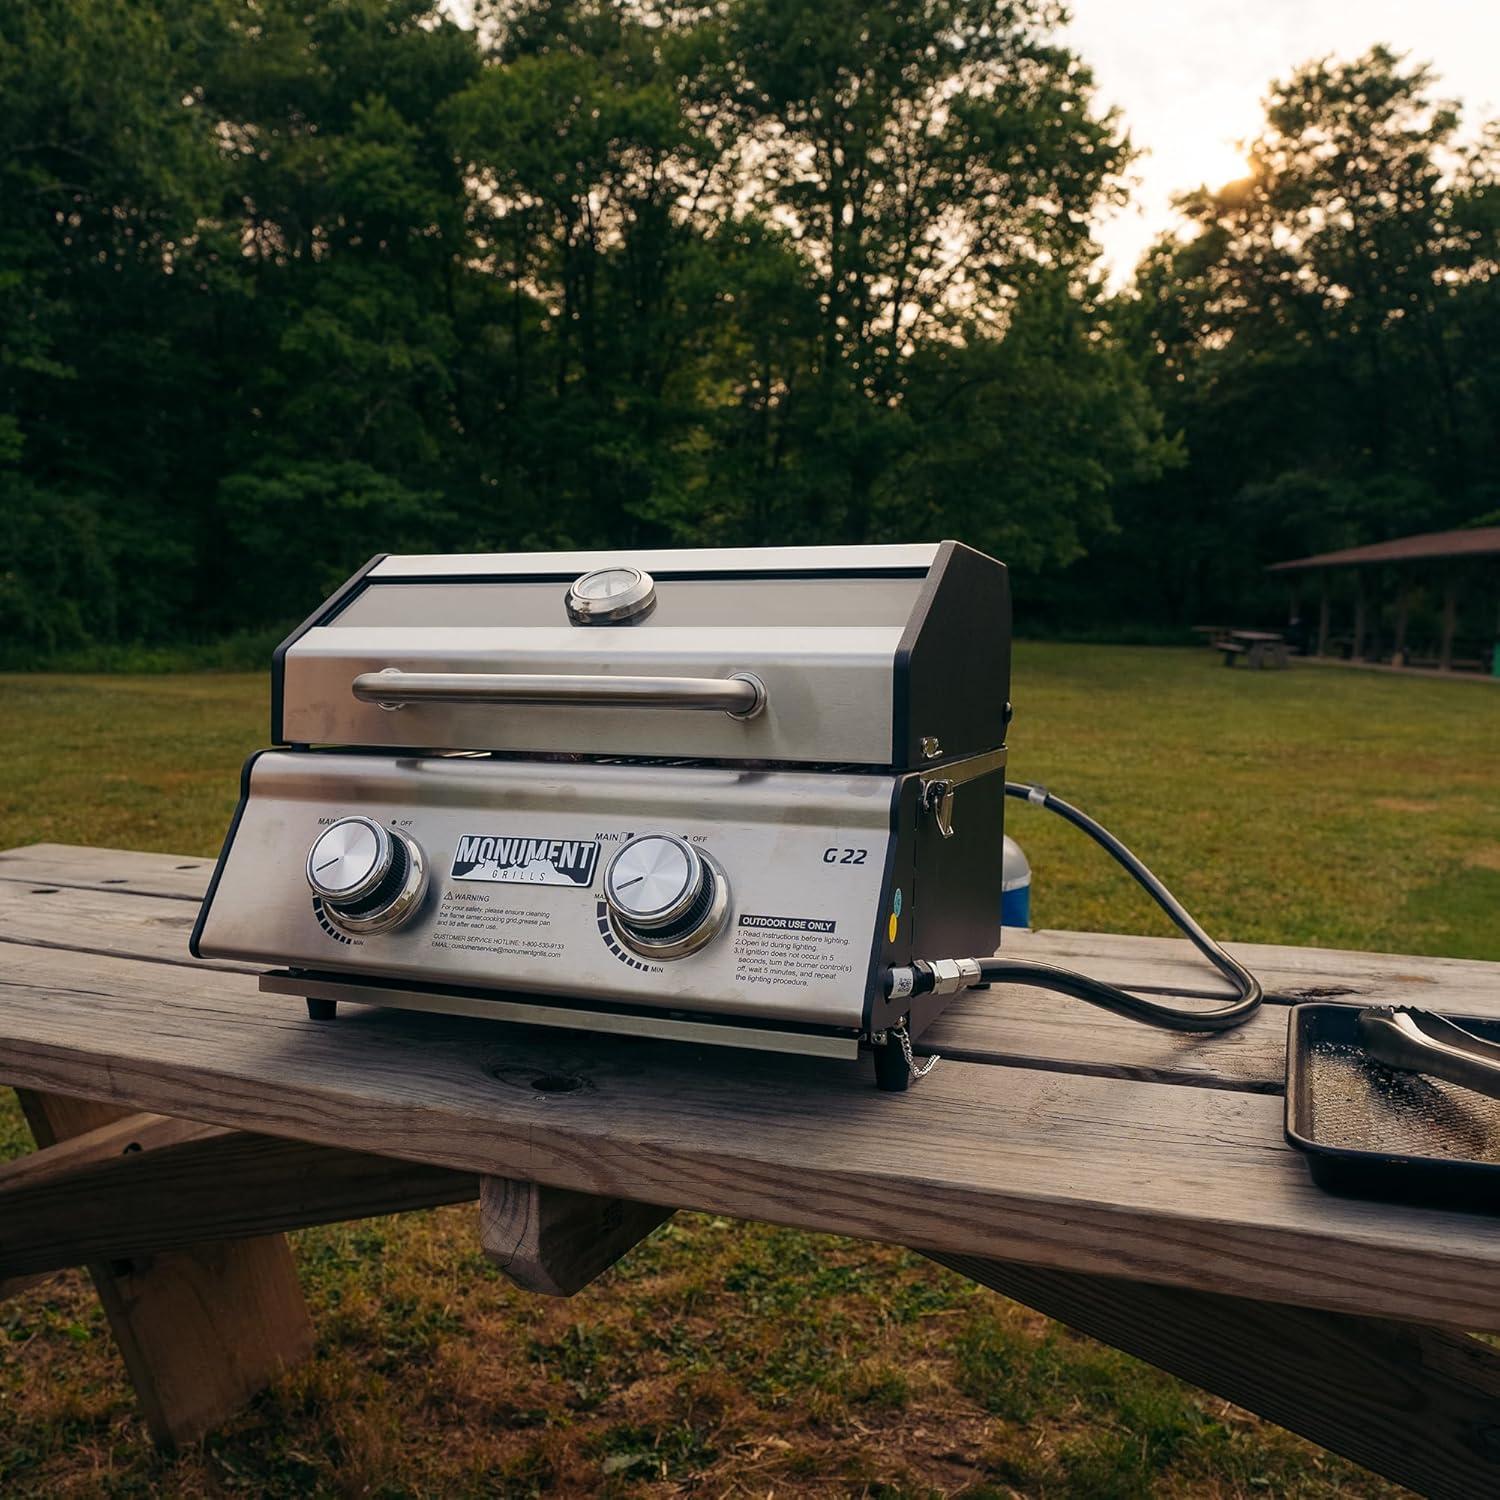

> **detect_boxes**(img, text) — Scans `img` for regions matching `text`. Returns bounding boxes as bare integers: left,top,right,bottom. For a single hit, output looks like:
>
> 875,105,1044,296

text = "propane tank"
1001,834,1032,928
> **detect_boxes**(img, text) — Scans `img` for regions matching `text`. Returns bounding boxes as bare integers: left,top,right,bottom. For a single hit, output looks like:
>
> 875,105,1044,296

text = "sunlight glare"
1153,135,1253,196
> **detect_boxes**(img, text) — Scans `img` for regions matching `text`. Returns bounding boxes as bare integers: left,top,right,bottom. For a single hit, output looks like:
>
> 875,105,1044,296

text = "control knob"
306,817,427,934
603,834,729,959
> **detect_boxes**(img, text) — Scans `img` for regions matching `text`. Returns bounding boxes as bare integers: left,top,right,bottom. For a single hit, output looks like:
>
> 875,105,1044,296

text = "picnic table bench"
4,841,1500,1497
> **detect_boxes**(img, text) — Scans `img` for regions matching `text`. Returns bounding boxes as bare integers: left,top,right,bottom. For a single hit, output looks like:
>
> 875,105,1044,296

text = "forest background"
4,0,1497,662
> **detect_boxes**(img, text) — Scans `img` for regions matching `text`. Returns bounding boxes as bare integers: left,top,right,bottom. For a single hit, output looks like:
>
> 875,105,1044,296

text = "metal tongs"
1358,1006,1500,1102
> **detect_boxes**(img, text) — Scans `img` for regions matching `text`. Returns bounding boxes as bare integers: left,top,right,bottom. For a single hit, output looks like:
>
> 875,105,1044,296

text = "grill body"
193,542,1010,1058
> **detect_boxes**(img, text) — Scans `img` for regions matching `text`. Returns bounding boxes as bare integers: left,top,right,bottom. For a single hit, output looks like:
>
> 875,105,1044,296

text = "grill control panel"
197,750,908,1031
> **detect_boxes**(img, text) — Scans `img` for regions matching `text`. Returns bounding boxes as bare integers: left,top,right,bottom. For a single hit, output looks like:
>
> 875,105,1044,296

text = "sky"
1065,0,1499,281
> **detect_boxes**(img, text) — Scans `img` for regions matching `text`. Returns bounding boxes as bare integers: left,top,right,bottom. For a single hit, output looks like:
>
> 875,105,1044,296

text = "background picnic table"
1199,627,1291,669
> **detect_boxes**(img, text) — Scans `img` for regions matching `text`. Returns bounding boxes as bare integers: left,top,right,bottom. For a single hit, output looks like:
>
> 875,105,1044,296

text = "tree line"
2,0,1496,656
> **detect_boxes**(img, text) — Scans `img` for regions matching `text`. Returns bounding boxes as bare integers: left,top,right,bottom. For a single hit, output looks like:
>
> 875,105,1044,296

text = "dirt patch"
1372,797,1442,814
1464,845,1500,873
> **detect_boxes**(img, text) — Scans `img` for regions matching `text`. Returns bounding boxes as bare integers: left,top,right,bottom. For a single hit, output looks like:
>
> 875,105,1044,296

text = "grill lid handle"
351,668,766,720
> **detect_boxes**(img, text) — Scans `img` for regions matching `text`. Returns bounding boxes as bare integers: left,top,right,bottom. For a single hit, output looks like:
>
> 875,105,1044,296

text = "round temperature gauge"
565,565,657,625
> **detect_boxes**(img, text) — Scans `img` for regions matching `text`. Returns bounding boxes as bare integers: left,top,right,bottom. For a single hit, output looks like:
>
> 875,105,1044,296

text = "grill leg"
873,1038,912,1092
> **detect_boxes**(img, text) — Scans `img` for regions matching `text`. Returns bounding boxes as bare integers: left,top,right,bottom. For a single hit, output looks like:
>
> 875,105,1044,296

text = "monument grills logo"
450,833,600,888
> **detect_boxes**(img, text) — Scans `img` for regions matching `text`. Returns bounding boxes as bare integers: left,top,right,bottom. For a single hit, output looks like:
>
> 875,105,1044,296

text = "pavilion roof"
1267,525,1500,573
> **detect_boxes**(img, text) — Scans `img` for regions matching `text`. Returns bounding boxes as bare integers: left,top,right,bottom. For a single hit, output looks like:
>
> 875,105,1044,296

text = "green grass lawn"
3,645,1496,1497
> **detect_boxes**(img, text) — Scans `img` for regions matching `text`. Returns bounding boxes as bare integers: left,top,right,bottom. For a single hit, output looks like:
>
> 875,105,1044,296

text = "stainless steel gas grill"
191,543,1013,1088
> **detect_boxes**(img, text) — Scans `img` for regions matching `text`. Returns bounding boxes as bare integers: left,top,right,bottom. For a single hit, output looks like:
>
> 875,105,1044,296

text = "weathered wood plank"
935,1255,1500,1500
7,874,1500,1095
0,1111,209,1191
924,986,1289,1090
0,1113,476,1278
0,879,254,973
1007,926,1500,1007
0,881,1291,1091
17,1090,315,1447
5,946,1500,1331
2,879,1293,1089
0,844,214,901
15,1088,139,1142
479,1178,673,1296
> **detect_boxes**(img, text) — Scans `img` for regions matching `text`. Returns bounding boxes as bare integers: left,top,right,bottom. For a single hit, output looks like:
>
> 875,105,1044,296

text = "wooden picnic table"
1203,627,1291,669
4,841,1500,1497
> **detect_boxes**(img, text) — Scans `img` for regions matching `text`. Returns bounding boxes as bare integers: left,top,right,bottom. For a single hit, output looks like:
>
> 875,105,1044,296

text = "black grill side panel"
892,540,1010,768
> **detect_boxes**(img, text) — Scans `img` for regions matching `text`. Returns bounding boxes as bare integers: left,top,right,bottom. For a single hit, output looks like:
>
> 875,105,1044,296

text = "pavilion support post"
1440,574,1458,671
1316,572,1330,657
1393,586,1411,666
1351,573,1366,661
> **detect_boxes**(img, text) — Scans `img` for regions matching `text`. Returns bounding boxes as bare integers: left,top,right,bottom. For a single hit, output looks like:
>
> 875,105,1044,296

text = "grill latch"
919,747,1008,839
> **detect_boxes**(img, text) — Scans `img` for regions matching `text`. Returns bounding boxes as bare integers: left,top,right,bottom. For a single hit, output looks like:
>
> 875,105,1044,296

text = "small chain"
893,1022,940,1081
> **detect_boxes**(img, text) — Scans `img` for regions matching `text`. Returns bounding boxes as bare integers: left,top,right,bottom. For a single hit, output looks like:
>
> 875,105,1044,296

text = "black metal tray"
1285,1002,1500,1213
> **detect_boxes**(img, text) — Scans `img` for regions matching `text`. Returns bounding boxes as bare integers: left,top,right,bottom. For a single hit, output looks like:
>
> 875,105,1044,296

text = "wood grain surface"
5,846,1500,1325
5,847,1498,1097
5,873,1500,1330
480,1178,673,1296
0,844,216,900
0,1111,475,1277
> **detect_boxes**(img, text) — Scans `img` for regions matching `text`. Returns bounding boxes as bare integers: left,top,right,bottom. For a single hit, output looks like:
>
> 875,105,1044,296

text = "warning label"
429,890,564,961
738,913,837,934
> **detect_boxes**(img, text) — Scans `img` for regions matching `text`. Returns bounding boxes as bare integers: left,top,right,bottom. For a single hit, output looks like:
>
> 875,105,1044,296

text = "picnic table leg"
15,1089,315,1447
479,1176,673,1296
933,1254,1500,1500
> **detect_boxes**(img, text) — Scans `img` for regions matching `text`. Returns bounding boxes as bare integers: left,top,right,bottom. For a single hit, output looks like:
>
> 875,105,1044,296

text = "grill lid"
273,542,1009,768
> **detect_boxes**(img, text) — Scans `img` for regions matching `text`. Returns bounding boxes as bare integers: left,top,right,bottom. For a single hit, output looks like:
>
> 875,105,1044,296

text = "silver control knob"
307,817,390,902
603,834,729,959
306,817,427,934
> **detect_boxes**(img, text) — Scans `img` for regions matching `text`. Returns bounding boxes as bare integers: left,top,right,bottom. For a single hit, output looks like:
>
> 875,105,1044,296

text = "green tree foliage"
1051,47,1500,630
9,8,1491,654
1,0,228,646
195,0,480,627
687,0,1157,551
1,0,1161,650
